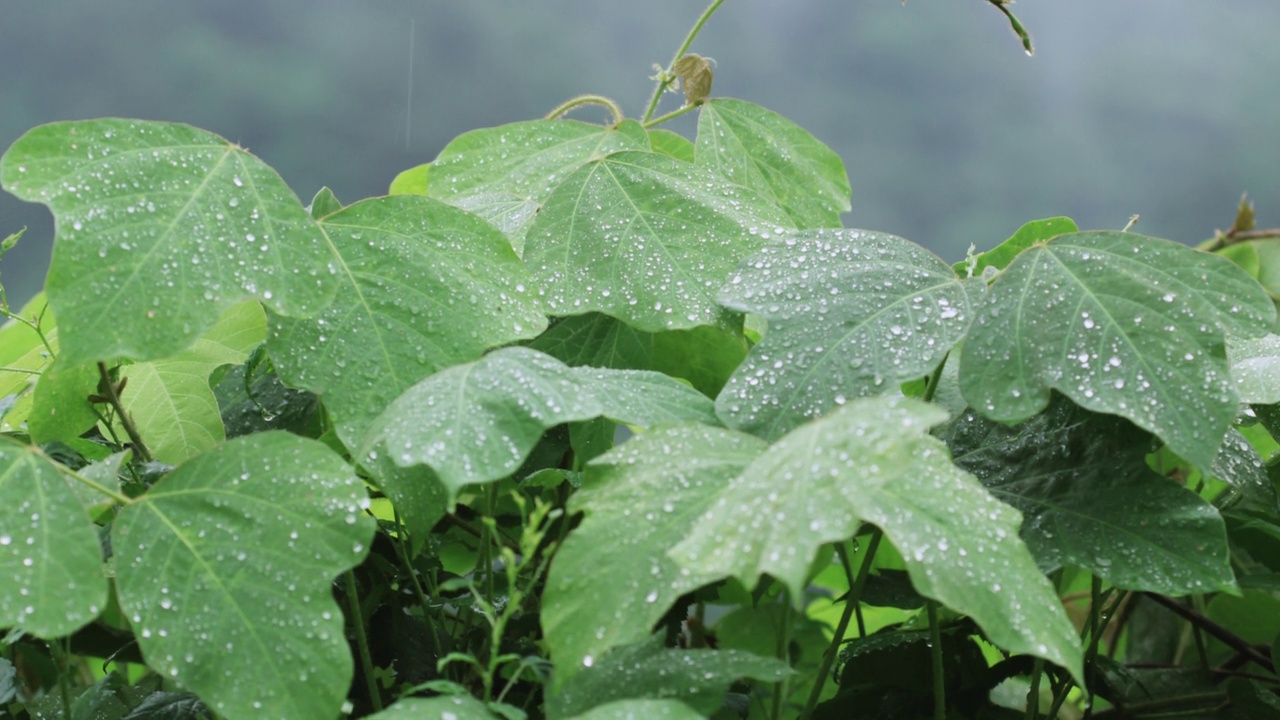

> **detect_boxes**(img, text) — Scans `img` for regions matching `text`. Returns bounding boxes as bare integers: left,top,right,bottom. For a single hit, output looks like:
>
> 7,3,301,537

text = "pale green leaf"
568,699,704,720
1229,333,1280,404
542,425,766,683
955,217,1078,277
960,231,1276,469
365,695,496,720
388,164,429,197
308,186,342,219
696,99,850,228
28,359,99,444
0,295,56,433
112,432,374,720
716,229,970,440
269,195,546,447
0,119,340,365
524,151,793,331
358,347,716,499
940,398,1236,594
647,129,695,164
672,395,1083,682
0,437,107,637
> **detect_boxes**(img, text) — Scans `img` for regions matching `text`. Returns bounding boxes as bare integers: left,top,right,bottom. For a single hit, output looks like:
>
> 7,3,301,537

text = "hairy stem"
545,94,625,125
95,362,153,463
643,103,700,128
641,0,726,123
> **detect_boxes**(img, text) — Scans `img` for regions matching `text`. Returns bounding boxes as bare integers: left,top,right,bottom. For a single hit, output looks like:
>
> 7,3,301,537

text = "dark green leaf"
1212,428,1278,513
650,324,748,398
0,657,16,704
529,313,653,370
960,231,1276,468
0,119,339,365
716,229,970,439
120,692,210,720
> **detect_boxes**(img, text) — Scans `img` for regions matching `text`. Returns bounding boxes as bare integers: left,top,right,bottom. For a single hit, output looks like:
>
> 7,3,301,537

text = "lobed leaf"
671,395,1084,682
524,150,793,331
0,438,107,638
269,195,546,447
716,229,970,440
111,432,374,720
960,231,1275,468
0,119,339,365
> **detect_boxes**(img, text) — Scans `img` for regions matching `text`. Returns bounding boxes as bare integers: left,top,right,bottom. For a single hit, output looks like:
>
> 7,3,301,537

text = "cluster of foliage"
2,4,1279,719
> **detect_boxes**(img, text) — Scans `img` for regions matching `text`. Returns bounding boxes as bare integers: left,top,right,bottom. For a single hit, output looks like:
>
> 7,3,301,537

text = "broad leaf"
269,195,546,446
0,438,106,638
1212,429,1278,513
939,398,1236,594
525,150,793,331
1229,333,1280,404
529,313,653,370
0,119,339,365
960,231,1275,469
955,217,1078,277
569,699,704,720
696,99,850,228
716,229,970,439
548,638,789,717
542,425,766,682
359,346,717,499
671,396,1084,681
27,359,98,445
651,324,748,398
111,432,374,720
428,118,649,250
365,695,495,720
388,164,428,196
647,129,695,163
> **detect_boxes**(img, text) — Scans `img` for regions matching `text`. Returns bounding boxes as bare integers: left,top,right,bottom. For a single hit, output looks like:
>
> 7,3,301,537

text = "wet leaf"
269,195,546,447
542,425,766,683
428,119,649,250
567,699,704,720
525,150,793,331
955,217,1078,278
716,229,970,440
529,313,653,370
0,119,339,365
0,437,107,637
120,691,209,720
111,432,374,720
647,129,695,164
548,637,789,717
358,346,717,500
651,324,749,398
959,231,1275,469
1229,333,1280,404
671,395,1084,682
939,398,1236,594
364,695,496,720
696,99,851,229
1211,429,1278,513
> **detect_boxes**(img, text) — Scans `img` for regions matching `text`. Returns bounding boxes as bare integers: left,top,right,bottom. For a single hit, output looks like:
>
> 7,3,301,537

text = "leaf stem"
0,365,41,375
771,597,796,720
95,362,153,463
641,0,725,123
544,94,625,125
921,352,949,403
343,570,383,712
642,103,700,129
391,513,448,672
1024,657,1044,719
62,466,131,506
1141,592,1275,673
927,600,945,720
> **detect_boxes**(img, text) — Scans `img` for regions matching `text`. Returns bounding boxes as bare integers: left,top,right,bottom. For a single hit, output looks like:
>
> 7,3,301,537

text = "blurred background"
2,1,1277,309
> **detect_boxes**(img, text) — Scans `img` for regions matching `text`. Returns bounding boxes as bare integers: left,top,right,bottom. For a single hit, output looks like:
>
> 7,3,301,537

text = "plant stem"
63,467,131,506
1025,657,1044,719
1141,592,1274,673
642,103,700,128
771,596,796,720
391,514,447,670
544,94,625,125
343,570,383,712
95,362,153,463
927,600,945,720
641,0,725,123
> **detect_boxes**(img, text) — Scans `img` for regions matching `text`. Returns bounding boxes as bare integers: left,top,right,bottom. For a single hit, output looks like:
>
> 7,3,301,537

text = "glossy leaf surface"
672,396,1083,681
112,432,374,720
939,399,1235,594
365,696,495,720
524,150,793,331
269,195,546,446
0,119,338,365
0,438,106,637
716,229,970,439
1228,333,1280,404
543,425,766,682
696,99,850,228
569,699,704,720
960,231,1275,468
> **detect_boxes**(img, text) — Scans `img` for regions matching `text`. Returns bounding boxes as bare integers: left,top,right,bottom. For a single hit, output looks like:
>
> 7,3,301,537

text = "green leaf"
567,699,704,720
1229,333,1280,404
525,150,793,331
671,395,1084,682
542,425,766,683
715,229,970,439
955,217,1078,278
359,347,717,499
428,119,649,251
0,657,15,704
0,119,340,365
308,186,342,218
646,129,695,163
529,313,653,370
650,324,748,398
388,164,429,196
1212,428,1278,514
269,195,547,446
27,359,98,445
119,691,209,719
0,294,56,433
365,695,496,720
0,437,107,637
959,231,1276,469
111,431,374,720
548,638,790,717
939,398,1236,594
696,99,851,229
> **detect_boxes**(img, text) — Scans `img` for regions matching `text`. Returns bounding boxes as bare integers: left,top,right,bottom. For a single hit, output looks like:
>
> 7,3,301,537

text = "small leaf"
308,186,342,218
0,119,340,365
673,54,713,106
716,229,970,440
27,359,99,445
672,395,1084,682
955,217,1078,278
364,695,496,720
269,195,547,447
696,99,851,228
960,231,1276,469
111,432,375,720
525,150,793,331
647,129,695,163
1229,333,1280,404
0,437,107,637
388,163,429,196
